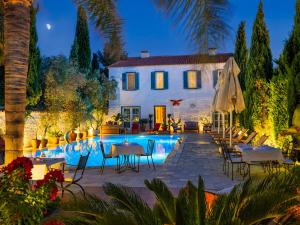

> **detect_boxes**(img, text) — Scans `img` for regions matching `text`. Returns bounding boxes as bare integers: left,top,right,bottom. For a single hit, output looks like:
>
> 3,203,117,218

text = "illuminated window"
151,71,168,90
155,72,164,89
184,70,201,89
122,72,139,91
187,71,197,88
127,73,136,90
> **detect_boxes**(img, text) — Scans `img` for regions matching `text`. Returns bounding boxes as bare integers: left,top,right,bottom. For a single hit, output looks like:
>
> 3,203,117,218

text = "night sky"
36,0,295,59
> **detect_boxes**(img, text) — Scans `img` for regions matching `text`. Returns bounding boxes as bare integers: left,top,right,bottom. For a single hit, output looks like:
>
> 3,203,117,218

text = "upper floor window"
183,70,201,89
213,70,222,88
151,71,168,90
122,72,139,91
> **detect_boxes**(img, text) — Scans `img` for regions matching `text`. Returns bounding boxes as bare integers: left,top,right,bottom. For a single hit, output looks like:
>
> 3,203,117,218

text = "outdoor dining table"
30,157,65,180
235,144,284,173
110,142,144,173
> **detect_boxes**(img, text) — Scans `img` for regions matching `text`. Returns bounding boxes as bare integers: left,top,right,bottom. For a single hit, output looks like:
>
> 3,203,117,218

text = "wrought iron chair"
61,151,90,198
222,141,245,180
99,141,120,174
138,139,155,171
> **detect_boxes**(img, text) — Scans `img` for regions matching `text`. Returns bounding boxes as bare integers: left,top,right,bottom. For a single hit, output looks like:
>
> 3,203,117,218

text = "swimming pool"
35,135,180,167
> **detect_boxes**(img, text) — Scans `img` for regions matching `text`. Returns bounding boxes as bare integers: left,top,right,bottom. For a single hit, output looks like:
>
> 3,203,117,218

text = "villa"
108,49,232,129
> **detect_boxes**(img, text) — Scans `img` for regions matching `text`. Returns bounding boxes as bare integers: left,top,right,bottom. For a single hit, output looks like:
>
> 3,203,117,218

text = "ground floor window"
212,112,229,129
121,106,141,128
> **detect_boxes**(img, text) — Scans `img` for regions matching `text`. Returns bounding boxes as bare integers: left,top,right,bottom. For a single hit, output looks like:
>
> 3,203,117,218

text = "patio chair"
222,141,245,180
209,126,233,136
231,131,257,145
99,141,120,174
281,144,297,172
255,135,268,146
137,139,155,171
212,127,241,140
216,129,248,143
61,151,90,198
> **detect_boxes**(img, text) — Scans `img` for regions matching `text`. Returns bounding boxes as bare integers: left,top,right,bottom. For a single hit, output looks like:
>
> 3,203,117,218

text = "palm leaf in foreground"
103,182,161,225
208,169,300,225
153,0,231,50
145,178,176,224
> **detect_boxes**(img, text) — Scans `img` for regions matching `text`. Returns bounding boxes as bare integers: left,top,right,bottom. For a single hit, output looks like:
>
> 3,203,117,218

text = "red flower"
50,186,58,201
1,157,33,180
44,220,64,225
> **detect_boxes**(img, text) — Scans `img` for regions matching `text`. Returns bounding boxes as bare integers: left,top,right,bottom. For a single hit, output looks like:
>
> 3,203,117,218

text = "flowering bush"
0,157,64,224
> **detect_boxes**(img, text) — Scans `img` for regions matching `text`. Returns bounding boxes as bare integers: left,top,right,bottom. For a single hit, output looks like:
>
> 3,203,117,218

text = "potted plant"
48,130,63,145
139,118,148,132
40,113,54,148
27,112,41,149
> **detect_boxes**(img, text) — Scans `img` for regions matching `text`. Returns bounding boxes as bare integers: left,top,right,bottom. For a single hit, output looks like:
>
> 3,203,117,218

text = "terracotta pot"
31,139,41,149
49,137,59,145
78,132,84,139
69,132,77,142
93,129,99,136
41,139,48,148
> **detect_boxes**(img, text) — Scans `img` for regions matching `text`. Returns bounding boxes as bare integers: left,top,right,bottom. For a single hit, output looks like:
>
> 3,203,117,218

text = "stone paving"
74,133,240,194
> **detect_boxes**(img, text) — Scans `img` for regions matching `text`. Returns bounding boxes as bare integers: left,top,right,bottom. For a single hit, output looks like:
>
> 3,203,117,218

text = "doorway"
154,105,166,125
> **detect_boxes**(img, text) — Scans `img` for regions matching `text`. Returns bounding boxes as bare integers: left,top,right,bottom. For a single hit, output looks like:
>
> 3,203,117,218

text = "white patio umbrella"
211,81,223,135
215,57,245,146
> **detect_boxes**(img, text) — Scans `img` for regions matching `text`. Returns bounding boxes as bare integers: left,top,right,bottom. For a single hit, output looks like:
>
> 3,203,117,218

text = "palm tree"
49,170,300,225
3,0,230,164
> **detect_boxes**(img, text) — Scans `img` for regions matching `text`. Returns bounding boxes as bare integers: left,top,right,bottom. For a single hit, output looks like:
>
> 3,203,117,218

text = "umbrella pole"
230,110,232,147
222,113,225,138
218,113,220,134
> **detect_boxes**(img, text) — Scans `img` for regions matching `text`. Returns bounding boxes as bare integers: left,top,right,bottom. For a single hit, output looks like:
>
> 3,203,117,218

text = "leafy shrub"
0,157,64,224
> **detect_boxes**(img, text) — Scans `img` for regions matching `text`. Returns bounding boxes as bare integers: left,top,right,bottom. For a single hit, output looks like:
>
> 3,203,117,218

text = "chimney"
140,50,150,58
208,48,217,56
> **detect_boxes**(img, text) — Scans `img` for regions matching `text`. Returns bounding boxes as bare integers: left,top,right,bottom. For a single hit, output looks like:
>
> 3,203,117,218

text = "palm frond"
145,178,176,224
197,176,207,225
49,194,108,224
74,0,121,40
153,0,231,51
176,181,202,225
103,182,161,225
209,170,300,225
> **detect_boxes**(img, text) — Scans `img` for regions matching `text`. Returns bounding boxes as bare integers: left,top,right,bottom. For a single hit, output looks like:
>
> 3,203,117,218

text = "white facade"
108,59,227,127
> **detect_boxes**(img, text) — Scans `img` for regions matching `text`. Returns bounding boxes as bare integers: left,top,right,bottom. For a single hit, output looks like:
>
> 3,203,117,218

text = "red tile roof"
109,53,233,68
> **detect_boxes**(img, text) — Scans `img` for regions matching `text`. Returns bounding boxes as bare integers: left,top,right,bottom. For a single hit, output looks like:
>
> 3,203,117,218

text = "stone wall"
0,111,78,148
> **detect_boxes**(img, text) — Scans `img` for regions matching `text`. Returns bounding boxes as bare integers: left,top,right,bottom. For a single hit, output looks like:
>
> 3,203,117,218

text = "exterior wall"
108,63,225,126
0,111,74,148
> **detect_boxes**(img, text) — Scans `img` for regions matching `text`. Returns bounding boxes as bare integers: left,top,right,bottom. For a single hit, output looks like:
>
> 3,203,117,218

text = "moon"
46,23,52,30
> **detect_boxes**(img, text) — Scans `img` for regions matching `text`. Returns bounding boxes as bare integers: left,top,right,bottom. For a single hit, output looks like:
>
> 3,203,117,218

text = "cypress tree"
244,1,273,130
91,53,99,72
26,6,42,107
277,0,300,125
246,1,272,83
234,21,248,127
70,6,91,71
234,21,248,91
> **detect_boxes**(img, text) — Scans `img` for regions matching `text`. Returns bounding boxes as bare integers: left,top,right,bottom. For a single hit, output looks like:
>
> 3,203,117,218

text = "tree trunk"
4,0,31,164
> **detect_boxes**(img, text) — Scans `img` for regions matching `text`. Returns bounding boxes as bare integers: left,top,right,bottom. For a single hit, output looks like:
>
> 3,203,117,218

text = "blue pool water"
35,135,180,167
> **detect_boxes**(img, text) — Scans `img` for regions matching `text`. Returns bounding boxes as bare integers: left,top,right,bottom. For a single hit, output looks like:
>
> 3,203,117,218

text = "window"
183,70,201,89
121,106,141,128
151,71,168,90
213,70,222,88
127,73,136,90
187,71,197,88
122,72,139,91
155,72,164,89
